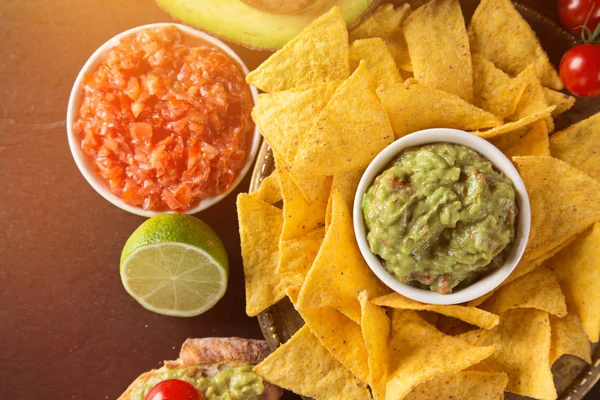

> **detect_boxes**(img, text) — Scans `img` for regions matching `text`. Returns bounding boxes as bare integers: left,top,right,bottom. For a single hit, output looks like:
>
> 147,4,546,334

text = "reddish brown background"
1,1,599,399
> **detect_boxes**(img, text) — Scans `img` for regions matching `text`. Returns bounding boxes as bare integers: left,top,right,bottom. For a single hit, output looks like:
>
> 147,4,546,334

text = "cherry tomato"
558,0,600,34
559,43,600,97
145,379,204,400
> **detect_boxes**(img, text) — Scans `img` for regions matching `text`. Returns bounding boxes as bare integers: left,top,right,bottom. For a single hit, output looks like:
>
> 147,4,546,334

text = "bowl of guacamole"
354,129,531,305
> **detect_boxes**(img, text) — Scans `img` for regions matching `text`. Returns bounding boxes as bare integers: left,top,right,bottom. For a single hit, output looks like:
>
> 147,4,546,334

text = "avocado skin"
155,0,380,50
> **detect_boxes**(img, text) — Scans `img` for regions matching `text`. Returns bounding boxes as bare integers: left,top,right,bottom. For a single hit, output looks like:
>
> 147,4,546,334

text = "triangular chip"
547,222,600,342
472,54,527,118
550,314,592,365
509,66,552,131
472,106,555,139
460,308,556,400
296,183,389,321
491,120,550,157
349,3,409,42
250,171,281,205
277,227,324,289
359,291,390,400
293,61,394,174
253,326,371,400
405,371,509,400
513,156,600,261
245,7,349,92
479,266,567,317
377,82,502,138
403,0,473,102
468,0,563,90
550,111,600,181
350,38,402,88
278,165,328,240
237,194,286,316
386,310,497,400
252,82,340,165
544,88,575,116
372,293,499,329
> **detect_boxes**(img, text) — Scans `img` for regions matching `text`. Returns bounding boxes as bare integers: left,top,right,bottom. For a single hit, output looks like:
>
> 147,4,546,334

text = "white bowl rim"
66,22,261,217
353,128,531,305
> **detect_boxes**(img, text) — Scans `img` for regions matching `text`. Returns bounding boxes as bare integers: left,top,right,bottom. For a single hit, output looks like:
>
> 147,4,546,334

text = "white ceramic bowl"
66,23,261,217
353,129,531,305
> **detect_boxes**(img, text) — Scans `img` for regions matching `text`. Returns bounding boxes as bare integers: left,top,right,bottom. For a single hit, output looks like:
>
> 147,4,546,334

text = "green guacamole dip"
130,365,264,400
362,143,517,294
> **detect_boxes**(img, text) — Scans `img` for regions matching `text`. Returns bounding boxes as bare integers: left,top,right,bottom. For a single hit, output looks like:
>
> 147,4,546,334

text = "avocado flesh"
155,0,378,50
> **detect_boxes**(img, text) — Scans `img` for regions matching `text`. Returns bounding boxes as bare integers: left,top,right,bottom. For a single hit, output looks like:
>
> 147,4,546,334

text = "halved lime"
120,214,228,317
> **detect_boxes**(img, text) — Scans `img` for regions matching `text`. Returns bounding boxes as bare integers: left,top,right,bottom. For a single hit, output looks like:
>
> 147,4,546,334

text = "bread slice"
119,337,283,400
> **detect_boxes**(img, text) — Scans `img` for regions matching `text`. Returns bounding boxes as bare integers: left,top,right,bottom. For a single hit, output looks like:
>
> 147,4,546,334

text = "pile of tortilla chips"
237,1,600,399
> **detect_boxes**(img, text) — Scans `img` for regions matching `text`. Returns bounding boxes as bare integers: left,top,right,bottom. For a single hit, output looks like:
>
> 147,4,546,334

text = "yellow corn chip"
472,54,527,118
293,61,394,174
544,88,575,116
359,291,390,400
479,266,567,317
250,171,281,205
405,371,509,400
253,325,371,400
296,182,389,322
245,7,349,92
277,227,324,288
460,308,556,400
547,222,600,342
468,0,563,90
387,31,413,72
435,315,479,336
513,156,600,261
403,0,473,102
550,314,592,365
473,106,555,139
386,310,498,400
237,194,286,316
278,165,328,240
350,38,402,88
491,120,550,157
509,66,552,130
252,82,340,165
377,82,502,138
330,170,364,211
550,111,600,181
372,293,499,329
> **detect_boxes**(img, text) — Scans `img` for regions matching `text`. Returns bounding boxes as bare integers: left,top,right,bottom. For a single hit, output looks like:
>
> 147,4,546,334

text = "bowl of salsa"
353,128,531,305
67,23,260,216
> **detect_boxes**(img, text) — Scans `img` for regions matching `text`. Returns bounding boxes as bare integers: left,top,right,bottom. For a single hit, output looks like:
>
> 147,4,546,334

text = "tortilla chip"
237,194,286,316
278,165,328,240
377,82,502,138
277,227,324,288
252,83,340,165
460,308,556,400
358,291,390,400
372,293,499,329
350,38,402,88
293,61,394,175
250,172,281,205
330,170,364,210
479,266,567,317
296,182,389,322
472,54,527,118
435,315,479,336
253,325,371,400
403,0,473,102
513,156,600,261
509,66,553,131
544,88,575,116
387,31,413,73
405,371,509,400
472,106,555,139
245,7,349,92
550,314,592,365
491,120,550,157
468,0,563,90
547,222,600,342
550,111,600,181
386,310,498,400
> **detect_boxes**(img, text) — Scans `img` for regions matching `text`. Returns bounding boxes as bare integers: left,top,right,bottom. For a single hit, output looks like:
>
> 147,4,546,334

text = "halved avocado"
155,0,379,50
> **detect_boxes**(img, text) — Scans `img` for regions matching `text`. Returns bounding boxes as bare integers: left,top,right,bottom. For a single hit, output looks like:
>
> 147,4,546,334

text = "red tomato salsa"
74,26,254,211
